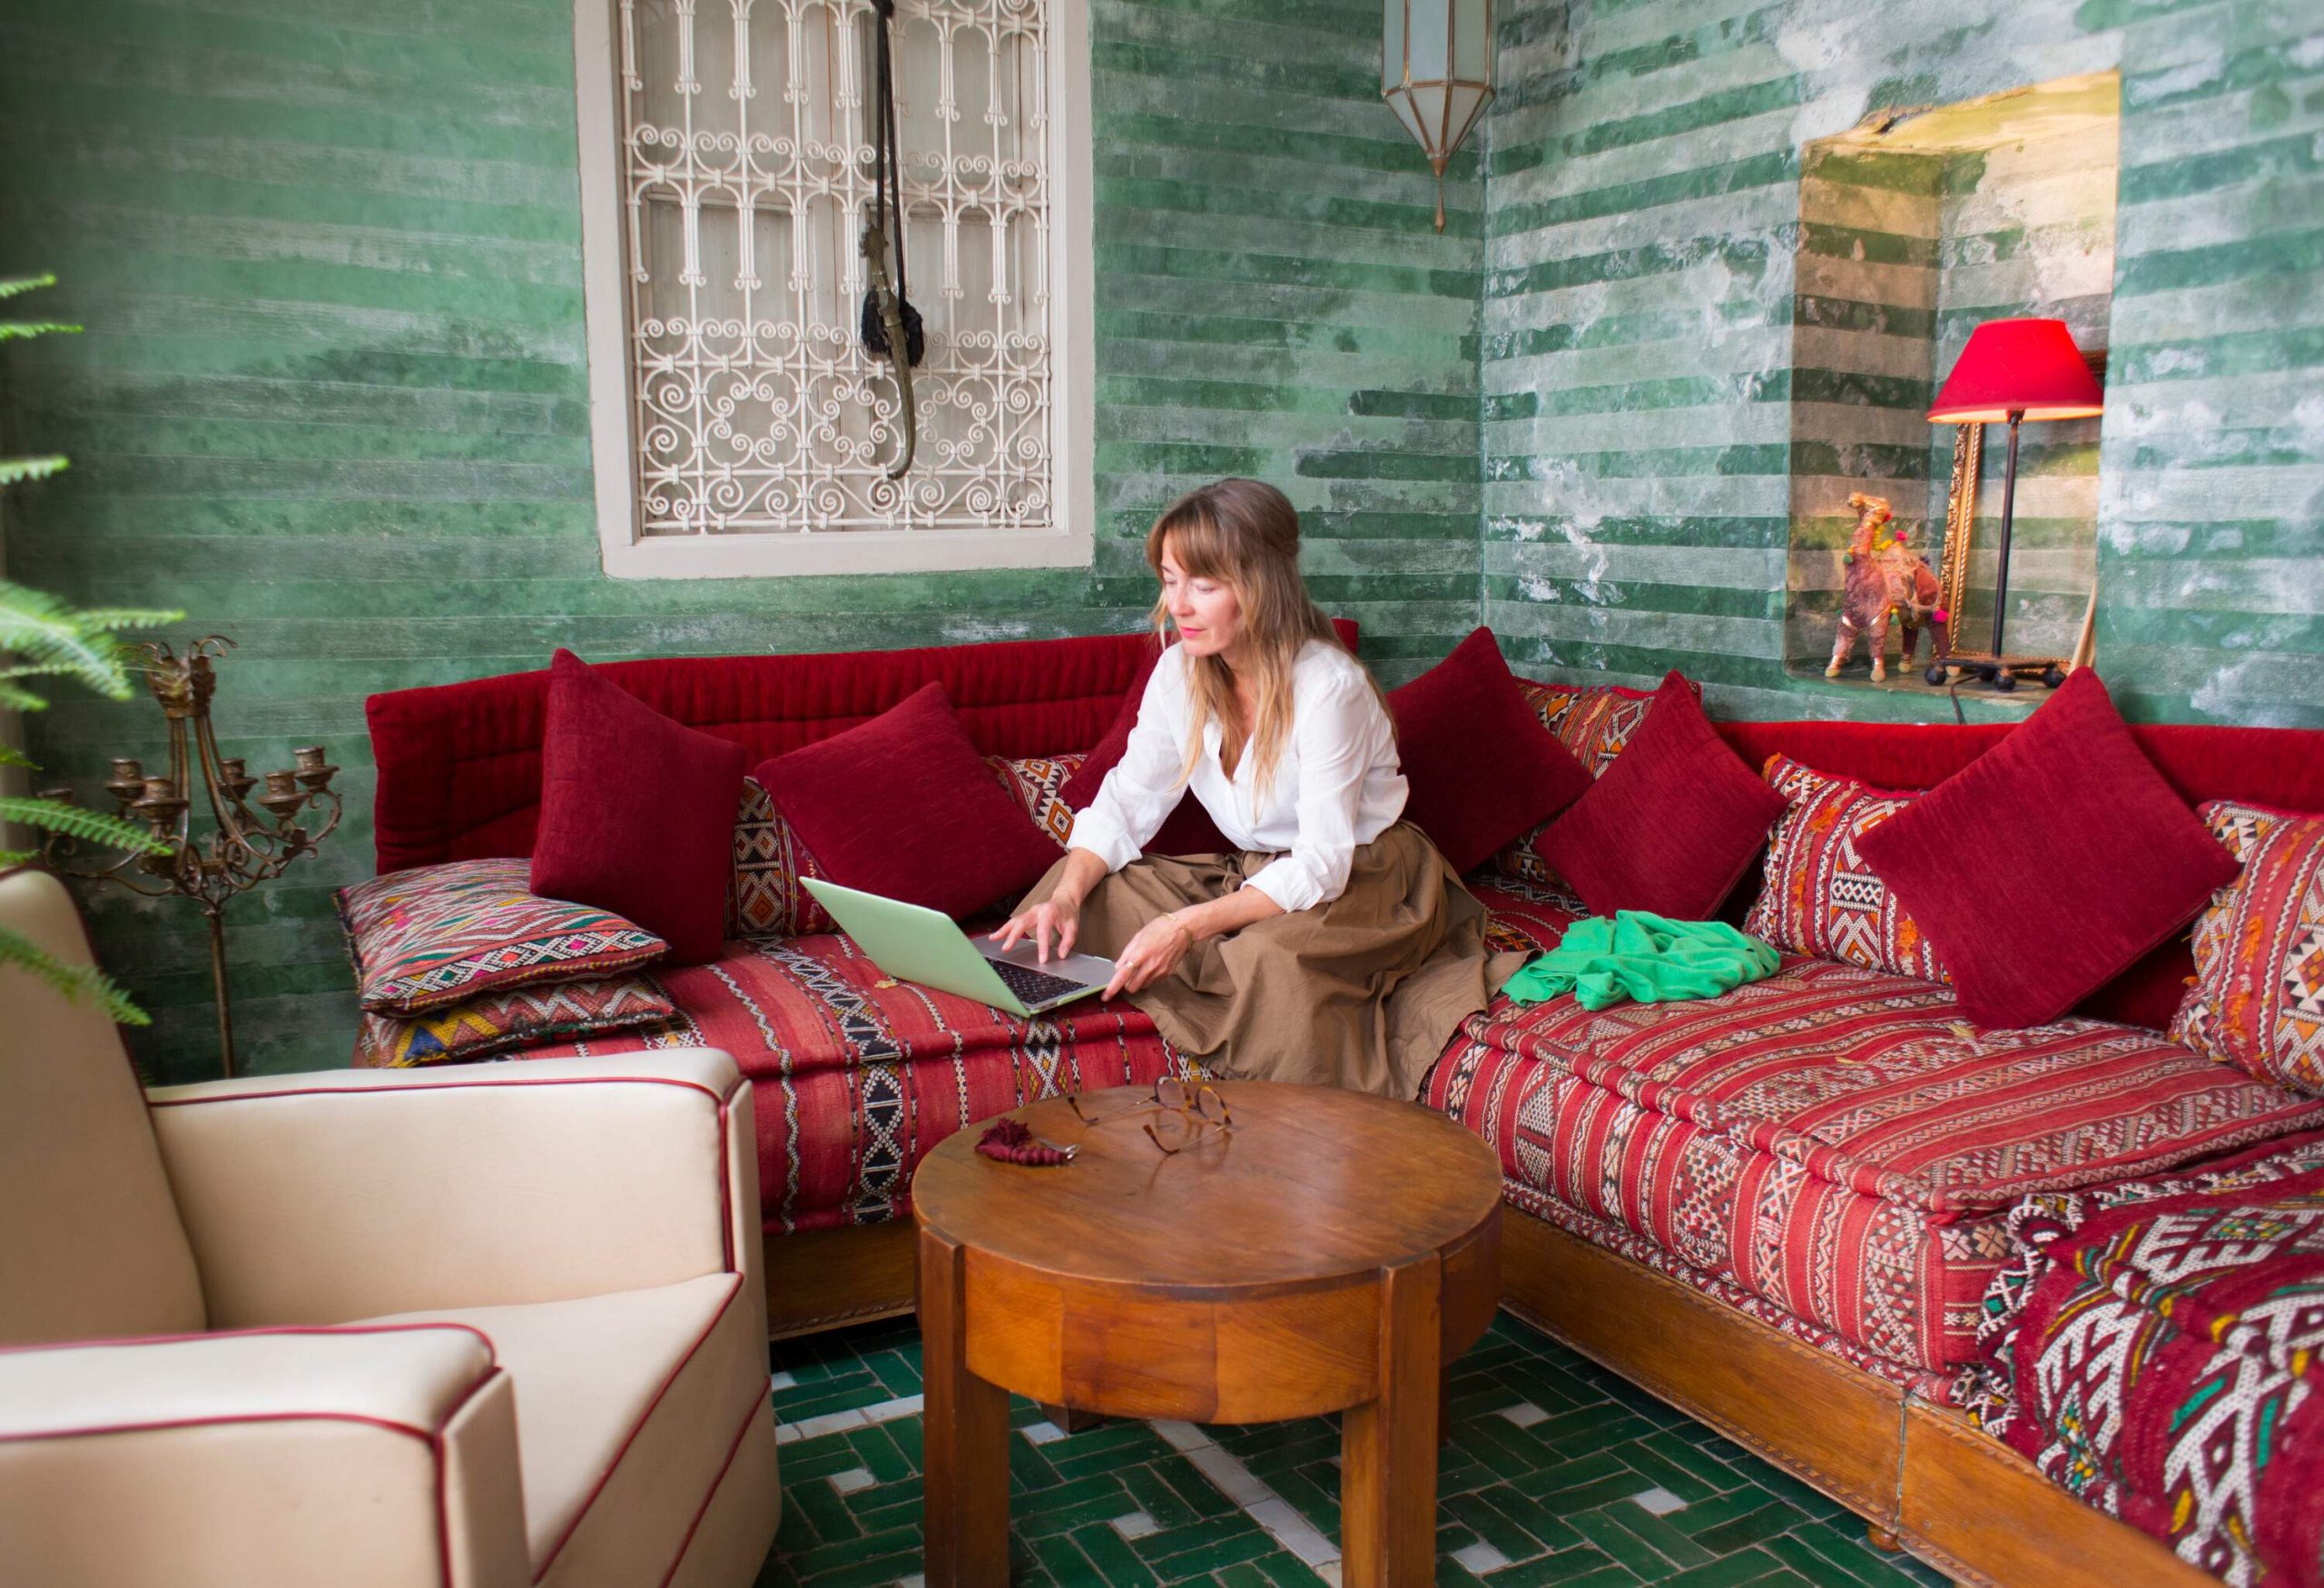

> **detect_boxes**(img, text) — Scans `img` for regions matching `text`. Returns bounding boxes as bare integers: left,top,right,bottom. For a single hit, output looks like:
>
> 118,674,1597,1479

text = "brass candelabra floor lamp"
39,636,340,1079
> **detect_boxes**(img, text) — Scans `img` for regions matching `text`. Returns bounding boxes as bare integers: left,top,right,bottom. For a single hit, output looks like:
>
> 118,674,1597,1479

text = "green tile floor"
756,1313,1950,1588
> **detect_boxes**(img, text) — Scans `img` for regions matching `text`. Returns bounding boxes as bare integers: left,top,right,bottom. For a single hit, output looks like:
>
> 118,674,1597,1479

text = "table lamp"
1927,318,2103,684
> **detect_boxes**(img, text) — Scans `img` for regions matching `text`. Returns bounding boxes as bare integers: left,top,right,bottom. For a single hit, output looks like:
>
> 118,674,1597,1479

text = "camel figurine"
1825,493,1948,683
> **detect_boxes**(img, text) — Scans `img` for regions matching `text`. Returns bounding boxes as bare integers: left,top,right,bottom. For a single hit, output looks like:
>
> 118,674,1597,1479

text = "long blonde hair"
1146,478,1379,806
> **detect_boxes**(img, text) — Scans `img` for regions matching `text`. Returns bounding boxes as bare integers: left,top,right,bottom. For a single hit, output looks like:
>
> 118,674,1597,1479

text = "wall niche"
1786,72,2120,695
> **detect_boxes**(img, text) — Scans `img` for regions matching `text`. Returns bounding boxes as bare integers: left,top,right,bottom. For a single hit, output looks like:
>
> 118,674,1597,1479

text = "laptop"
801,876,1119,1017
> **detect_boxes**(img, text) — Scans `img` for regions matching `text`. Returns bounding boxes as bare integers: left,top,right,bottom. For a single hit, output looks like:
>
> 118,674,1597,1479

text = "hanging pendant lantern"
1383,0,1496,232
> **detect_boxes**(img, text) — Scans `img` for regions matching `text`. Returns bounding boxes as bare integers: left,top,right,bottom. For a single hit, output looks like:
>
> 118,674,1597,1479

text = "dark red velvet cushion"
755,682,1060,920
1855,669,2240,1030
530,648,746,965
1539,671,1788,920
1388,628,1590,873
1056,636,1233,856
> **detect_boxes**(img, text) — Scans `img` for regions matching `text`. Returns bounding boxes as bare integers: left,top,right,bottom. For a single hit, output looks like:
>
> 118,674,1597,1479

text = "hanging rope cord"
859,0,923,479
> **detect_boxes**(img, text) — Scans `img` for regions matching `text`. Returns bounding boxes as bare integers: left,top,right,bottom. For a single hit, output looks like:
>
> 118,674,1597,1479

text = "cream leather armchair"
0,868,781,1588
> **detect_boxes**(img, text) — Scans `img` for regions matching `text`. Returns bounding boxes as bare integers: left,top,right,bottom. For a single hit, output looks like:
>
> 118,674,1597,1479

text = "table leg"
920,1226,1010,1588
1342,1254,1443,1588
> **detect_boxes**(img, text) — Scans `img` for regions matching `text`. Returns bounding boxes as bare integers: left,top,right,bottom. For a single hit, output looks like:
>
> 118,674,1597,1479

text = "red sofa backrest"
1709,715,2324,1031
366,620,1361,877
368,632,2322,1033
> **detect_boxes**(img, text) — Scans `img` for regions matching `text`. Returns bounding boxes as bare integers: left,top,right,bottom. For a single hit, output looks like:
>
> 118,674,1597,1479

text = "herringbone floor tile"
755,1314,1948,1588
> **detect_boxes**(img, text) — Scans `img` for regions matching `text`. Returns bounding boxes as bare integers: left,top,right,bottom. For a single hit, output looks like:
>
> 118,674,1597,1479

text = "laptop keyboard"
988,957,1099,1007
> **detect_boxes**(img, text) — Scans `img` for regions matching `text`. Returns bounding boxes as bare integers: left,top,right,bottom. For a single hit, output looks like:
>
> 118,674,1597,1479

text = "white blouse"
1068,639,1407,913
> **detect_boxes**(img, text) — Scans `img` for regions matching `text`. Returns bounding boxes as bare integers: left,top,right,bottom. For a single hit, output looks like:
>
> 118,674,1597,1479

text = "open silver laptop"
800,876,1118,1017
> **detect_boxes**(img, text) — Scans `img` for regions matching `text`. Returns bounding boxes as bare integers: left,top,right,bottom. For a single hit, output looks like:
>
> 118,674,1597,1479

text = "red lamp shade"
1928,318,2104,425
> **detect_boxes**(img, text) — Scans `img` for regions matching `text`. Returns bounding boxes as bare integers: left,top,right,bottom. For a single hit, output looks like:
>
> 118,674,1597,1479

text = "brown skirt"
1018,823,1526,1099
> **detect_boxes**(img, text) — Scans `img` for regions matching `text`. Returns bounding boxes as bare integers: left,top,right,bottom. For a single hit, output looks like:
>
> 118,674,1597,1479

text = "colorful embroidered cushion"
338,858,667,1015
353,972,676,1068
1495,676,1694,883
1519,677,1665,775
1742,755,1951,985
2171,800,2324,1093
727,778,839,939
1856,670,2240,1030
989,754,1087,850
725,756,1085,939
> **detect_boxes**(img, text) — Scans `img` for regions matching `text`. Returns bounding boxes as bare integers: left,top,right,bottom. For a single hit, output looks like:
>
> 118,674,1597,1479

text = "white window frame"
570,0,1096,579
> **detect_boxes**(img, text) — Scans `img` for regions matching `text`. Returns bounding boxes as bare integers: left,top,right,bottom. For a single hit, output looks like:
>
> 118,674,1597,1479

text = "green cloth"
1502,911,1781,1011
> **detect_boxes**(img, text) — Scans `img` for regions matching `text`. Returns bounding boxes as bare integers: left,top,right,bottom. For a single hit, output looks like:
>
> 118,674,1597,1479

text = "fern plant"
2,273,182,1024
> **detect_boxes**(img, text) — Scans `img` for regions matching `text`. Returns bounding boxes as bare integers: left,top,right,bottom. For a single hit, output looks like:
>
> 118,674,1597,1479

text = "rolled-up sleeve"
1068,654,1188,873
1243,672,1373,914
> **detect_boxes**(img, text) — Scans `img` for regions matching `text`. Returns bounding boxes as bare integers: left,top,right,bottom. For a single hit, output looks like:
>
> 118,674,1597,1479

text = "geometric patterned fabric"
520,928,1188,1232
335,856,667,1014
1429,959,2324,1370
1974,1157,2324,1588
2171,798,2324,1095
726,757,1087,940
1742,755,1952,986
1493,677,1674,886
350,972,675,1067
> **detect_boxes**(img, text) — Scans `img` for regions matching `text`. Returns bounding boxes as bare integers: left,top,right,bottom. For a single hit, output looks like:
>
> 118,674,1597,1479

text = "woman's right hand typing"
991,893,1081,963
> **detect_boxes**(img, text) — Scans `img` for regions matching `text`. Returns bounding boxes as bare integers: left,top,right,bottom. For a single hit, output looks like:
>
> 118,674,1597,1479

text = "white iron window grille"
573,0,1094,577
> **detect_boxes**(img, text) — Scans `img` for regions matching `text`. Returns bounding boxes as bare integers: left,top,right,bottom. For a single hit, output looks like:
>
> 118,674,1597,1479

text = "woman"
993,478,1521,1098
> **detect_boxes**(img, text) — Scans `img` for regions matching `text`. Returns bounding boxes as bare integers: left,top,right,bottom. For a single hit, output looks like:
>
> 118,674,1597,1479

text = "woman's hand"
991,893,1081,963
1104,912,1196,1000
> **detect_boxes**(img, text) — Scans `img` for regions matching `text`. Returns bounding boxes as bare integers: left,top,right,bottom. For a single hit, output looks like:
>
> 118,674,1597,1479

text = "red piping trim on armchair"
0,1319,500,1359
0,1362,507,1588
656,1379,775,1588
147,1071,744,1273
532,1269,749,1582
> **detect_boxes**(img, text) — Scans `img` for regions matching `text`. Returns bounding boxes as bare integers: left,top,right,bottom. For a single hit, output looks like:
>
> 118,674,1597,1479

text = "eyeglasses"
1066,1076,1233,1155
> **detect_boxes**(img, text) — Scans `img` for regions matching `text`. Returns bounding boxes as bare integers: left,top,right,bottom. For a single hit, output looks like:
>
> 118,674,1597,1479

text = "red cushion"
754,682,1060,920
1386,628,1590,873
530,649,744,965
1538,671,1788,920
1855,669,2240,1029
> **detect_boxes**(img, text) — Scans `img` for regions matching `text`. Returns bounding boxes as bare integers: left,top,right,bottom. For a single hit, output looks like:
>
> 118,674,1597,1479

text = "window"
573,0,1094,577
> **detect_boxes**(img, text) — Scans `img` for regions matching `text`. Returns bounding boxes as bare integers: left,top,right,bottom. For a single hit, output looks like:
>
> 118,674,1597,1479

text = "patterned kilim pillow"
353,972,677,1068
1741,755,1951,985
988,754,1087,849
338,858,667,1015
2171,800,2324,1093
727,777,839,938
726,756,1087,939
1493,678,1688,884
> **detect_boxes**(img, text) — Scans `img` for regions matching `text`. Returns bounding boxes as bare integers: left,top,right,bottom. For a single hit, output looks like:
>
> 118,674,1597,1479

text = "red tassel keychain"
975,1118,1077,1167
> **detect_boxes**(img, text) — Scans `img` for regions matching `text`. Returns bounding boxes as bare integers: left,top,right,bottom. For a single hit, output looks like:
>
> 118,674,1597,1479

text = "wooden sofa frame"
763,1215,2216,1588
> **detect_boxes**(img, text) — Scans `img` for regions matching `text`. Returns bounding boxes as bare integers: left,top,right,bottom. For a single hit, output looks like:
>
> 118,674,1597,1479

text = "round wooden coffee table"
913,1080,1503,1588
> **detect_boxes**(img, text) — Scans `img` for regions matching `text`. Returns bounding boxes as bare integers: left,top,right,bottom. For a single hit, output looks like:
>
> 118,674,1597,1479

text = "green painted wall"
4,0,2318,1083
1481,0,2322,727
0,0,1480,1082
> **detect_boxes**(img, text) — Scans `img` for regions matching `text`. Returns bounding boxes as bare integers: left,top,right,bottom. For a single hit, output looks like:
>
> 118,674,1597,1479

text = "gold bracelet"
1162,912,1196,949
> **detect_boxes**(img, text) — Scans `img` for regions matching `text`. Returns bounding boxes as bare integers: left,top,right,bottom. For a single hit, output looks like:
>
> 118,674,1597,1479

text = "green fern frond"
0,744,33,769
0,456,69,487
0,578,143,698
0,274,56,300
0,321,81,341
0,924,151,1025
68,607,183,634
0,680,47,712
0,797,174,855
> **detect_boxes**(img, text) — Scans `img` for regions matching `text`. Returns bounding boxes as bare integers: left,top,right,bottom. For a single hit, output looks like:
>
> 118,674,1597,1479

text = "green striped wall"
1481,0,2322,727
0,0,1479,1083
